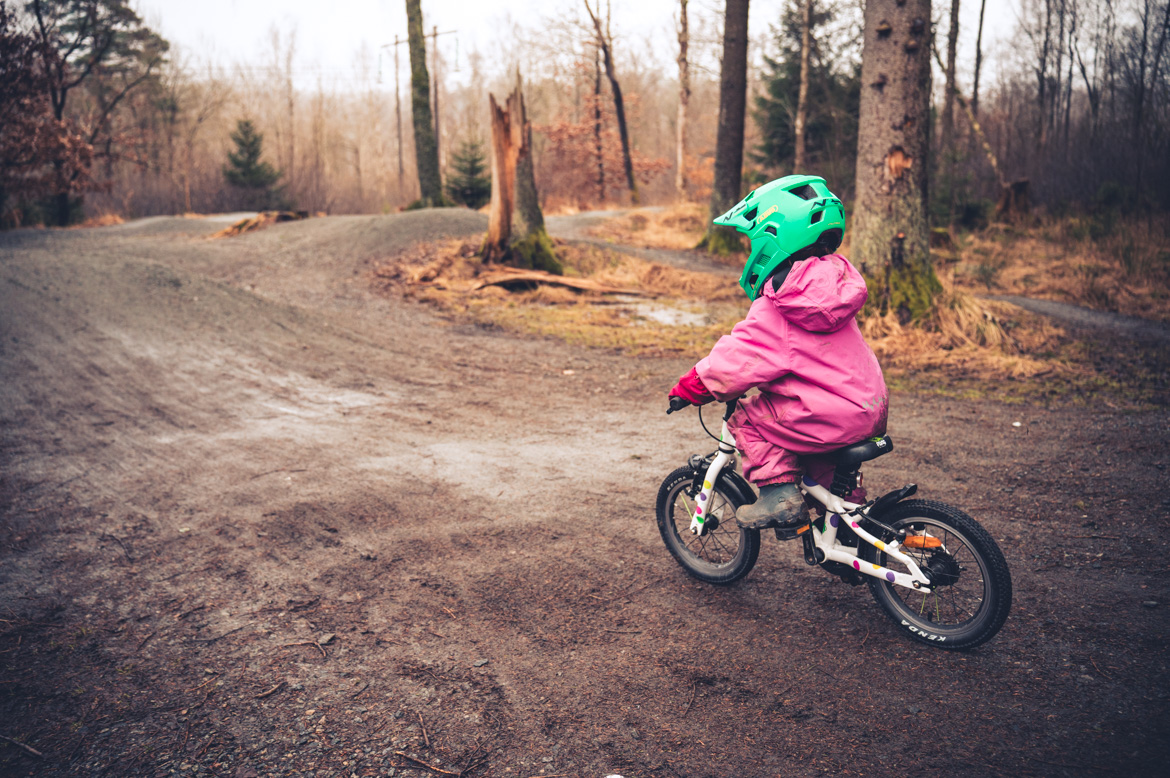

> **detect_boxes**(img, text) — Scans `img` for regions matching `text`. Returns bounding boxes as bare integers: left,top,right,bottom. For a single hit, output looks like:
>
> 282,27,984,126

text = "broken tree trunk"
483,82,560,273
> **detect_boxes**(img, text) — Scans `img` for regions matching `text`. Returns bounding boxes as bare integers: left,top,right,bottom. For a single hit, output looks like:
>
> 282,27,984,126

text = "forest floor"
1,210,1169,778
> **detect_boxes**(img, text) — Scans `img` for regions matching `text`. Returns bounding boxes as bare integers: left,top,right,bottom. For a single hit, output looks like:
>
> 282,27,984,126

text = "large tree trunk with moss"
483,84,560,274
700,0,750,255
405,0,442,206
852,0,938,322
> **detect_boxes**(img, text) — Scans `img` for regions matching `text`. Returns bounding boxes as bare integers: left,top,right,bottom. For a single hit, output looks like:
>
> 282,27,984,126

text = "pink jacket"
696,254,888,455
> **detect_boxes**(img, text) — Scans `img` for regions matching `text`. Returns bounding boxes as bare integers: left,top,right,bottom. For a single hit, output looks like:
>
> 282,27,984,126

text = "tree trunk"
585,1,639,205
852,0,938,322
941,0,960,223
483,83,560,274
793,0,813,173
405,0,442,206
676,0,690,198
700,0,750,254
594,47,605,203
972,0,987,117
512,74,546,242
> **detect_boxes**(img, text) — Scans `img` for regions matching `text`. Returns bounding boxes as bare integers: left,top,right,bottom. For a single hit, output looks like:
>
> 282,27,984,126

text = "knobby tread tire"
656,466,760,585
861,499,1012,650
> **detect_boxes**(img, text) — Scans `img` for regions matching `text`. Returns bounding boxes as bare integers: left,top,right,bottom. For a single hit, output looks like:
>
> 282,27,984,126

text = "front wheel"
860,500,1012,650
656,467,759,585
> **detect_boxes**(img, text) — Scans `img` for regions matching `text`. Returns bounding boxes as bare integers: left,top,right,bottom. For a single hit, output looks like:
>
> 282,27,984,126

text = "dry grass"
209,211,311,239
587,202,709,250
74,213,125,228
370,237,1167,407
947,213,1170,322
371,238,745,357
863,288,1076,382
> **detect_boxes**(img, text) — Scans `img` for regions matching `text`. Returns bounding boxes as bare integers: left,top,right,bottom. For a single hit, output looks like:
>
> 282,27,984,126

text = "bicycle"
657,397,1013,649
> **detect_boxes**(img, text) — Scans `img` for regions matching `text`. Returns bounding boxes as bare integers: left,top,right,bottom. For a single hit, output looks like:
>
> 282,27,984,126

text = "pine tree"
753,2,860,189
223,119,284,210
445,140,491,210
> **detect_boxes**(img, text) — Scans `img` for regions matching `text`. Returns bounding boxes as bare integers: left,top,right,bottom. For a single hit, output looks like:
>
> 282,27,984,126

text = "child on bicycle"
669,175,888,530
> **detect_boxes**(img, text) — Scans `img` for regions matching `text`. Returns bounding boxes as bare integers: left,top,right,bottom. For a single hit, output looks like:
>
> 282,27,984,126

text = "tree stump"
482,81,560,273
995,179,1031,222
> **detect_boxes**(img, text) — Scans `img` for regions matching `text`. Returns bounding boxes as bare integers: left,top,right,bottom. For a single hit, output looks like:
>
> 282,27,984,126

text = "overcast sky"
134,0,1019,90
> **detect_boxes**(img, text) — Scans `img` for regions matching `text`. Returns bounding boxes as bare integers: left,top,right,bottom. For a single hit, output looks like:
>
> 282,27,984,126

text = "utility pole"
425,26,456,174
387,27,454,193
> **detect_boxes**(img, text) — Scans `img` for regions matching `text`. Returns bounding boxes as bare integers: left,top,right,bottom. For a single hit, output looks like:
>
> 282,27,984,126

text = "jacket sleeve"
694,295,790,400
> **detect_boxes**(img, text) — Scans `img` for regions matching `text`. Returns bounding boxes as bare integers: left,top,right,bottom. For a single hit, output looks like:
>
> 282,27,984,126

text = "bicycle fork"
688,401,739,537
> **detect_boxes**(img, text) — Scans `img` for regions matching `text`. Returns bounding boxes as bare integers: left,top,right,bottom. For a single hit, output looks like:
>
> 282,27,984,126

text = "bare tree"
972,0,987,116
584,0,639,204
676,0,691,197
594,45,606,202
700,0,751,254
941,0,960,221
851,0,938,320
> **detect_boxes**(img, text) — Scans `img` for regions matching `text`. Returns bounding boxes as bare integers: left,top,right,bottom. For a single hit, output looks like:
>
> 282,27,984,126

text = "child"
669,175,888,530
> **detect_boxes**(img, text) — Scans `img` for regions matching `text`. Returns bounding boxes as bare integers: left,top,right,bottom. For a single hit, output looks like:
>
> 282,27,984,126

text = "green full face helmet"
714,175,846,300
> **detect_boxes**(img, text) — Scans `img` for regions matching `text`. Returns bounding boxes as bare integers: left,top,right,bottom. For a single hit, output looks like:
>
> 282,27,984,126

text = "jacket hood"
764,254,868,332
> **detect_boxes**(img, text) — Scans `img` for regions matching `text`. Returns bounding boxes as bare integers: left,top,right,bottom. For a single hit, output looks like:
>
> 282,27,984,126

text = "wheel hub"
924,551,961,588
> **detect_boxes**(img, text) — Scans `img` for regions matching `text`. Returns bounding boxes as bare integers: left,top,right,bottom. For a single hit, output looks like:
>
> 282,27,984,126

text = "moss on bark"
697,224,746,256
864,261,941,322
505,229,562,275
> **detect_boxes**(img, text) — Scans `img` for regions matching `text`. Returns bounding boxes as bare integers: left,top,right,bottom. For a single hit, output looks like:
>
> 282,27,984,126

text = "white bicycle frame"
688,413,934,592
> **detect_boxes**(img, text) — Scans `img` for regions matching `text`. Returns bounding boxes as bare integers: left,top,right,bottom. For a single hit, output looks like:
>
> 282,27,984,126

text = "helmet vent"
810,210,823,224
764,225,777,235
743,206,758,222
789,184,818,200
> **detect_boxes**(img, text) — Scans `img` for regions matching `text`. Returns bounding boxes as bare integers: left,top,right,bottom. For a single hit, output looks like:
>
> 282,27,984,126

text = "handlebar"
667,396,740,416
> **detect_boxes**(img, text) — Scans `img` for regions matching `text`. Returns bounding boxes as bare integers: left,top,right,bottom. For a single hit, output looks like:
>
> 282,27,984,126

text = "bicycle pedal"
773,523,810,542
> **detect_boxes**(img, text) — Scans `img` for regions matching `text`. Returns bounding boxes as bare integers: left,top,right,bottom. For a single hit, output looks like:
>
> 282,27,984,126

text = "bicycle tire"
656,466,760,585
860,499,1012,649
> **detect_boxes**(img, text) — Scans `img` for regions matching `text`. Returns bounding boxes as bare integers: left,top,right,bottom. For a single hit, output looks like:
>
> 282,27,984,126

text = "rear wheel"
860,500,1012,649
656,467,759,585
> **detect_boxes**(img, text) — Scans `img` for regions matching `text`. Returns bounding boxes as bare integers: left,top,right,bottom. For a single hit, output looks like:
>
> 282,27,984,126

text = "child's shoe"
736,483,808,530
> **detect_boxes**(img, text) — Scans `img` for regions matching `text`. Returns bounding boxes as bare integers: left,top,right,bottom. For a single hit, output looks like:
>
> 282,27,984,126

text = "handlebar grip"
667,395,692,414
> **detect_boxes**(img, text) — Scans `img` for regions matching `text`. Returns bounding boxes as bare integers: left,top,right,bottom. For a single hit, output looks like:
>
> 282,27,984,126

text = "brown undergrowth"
946,213,1170,322
209,210,313,239
864,286,1169,407
587,202,712,251
370,238,745,356
372,238,1167,407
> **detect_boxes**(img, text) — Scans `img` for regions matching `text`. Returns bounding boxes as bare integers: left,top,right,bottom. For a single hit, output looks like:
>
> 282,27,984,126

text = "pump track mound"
1,210,1168,777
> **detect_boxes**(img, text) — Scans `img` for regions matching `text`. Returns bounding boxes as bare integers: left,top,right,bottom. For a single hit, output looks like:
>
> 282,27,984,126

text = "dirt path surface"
2,212,1169,777
986,295,1170,341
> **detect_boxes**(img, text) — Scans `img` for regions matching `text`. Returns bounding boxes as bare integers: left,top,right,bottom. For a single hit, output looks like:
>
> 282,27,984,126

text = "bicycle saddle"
830,435,894,466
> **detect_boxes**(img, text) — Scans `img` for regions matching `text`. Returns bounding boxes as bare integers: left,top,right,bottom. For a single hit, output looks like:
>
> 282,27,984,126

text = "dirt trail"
1,212,1168,777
